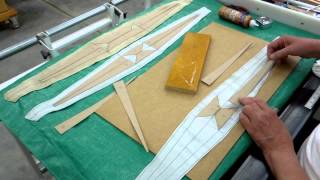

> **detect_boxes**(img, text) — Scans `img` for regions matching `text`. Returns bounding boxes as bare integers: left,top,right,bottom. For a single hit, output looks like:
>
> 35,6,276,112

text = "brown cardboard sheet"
95,23,298,179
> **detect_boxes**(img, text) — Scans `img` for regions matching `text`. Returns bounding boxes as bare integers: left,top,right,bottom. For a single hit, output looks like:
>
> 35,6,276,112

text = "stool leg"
9,16,19,29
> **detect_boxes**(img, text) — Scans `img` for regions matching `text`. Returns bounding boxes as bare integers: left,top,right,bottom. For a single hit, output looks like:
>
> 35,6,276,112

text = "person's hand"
239,97,309,180
267,36,320,62
239,97,294,154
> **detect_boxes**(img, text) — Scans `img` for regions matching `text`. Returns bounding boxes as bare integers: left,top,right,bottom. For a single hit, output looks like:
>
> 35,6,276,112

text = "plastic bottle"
218,6,256,28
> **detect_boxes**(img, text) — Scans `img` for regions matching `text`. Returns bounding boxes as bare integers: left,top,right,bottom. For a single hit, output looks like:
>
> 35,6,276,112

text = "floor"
0,0,160,179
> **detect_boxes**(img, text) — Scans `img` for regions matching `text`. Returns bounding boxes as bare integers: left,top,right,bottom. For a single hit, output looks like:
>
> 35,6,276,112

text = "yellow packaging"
165,32,211,93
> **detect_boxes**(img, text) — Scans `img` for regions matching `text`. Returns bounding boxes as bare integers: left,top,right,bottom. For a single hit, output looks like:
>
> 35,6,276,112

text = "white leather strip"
25,7,211,121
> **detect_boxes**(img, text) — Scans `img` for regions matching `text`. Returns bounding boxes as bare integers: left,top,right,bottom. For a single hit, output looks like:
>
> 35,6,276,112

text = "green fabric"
0,1,319,179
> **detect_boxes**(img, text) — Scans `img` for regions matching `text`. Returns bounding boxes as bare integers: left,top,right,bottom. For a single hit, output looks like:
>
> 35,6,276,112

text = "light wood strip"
113,80,149,152
55,96,112,134
201,42,253,86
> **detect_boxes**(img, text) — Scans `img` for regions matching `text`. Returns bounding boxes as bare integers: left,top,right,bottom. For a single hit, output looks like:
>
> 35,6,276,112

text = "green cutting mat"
0,0,319,179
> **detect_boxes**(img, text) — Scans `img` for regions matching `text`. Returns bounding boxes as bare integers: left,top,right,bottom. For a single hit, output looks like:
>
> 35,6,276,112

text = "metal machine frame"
219,0,320,35
112,0,152,9
0,0,148,60
36,3,125,59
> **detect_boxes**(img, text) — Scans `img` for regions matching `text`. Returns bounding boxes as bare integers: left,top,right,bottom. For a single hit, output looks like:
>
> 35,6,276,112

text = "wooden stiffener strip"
54,96,111,134
113,80,149,152
201,42,253,86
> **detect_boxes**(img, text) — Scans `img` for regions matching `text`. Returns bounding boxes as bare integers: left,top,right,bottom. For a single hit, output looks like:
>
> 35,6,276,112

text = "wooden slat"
55,96,111,134
113,80,149,152
201,42,253,86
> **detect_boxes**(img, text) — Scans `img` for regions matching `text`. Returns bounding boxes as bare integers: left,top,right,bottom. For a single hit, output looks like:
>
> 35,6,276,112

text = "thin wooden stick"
113,80,149,152
55,96,111,134
201,42,253,86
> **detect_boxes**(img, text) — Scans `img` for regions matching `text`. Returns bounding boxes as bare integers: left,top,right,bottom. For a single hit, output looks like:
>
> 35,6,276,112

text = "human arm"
239,97,309,180
268,36,320,62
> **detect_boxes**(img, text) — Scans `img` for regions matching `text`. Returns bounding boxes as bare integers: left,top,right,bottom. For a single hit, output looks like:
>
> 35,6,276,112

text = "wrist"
260,136,295,157
262,143,308,180
308,39,320,58
263,146,296,168
263,146,295,159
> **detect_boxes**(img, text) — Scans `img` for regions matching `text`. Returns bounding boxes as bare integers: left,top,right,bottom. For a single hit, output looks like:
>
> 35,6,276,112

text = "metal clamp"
36,2,126,59
0,2,126,60
111,0,151,9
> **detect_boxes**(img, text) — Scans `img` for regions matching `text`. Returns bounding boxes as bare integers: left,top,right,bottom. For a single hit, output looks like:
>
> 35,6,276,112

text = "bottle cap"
249,20,259,28
255,16,273,29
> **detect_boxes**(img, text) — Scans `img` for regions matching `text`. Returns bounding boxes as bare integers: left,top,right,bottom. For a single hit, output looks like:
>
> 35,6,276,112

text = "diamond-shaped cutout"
124,55,137,63
142,43,156,51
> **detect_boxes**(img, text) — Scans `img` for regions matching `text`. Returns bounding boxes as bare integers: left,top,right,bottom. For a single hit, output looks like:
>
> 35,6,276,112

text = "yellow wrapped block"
0,0,8,13
166,32,211,93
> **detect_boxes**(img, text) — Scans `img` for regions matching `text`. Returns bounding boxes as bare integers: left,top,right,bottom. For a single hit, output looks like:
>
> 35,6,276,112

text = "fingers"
267,37,285,59
254,98,272,112
240,97,274,113
267,36,293,62
239,97,256,105
242,102,261,121
239,112,253,131
240,97,267,106
270,48,291,61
